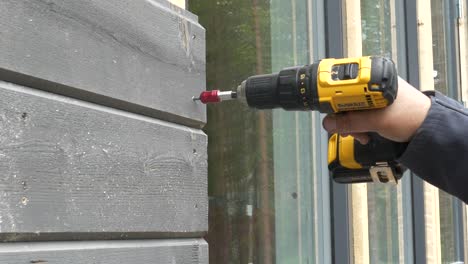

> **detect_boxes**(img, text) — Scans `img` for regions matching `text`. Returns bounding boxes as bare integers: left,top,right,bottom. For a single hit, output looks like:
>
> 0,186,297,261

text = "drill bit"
192,90,237,104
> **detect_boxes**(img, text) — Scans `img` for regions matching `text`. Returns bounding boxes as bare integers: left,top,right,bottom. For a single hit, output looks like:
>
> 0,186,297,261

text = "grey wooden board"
0,0,206,128
0,80,207,239
0,239,208,264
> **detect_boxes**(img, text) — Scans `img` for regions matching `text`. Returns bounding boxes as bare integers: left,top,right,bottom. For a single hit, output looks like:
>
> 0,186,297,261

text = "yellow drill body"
195,56,406,184
317,57,390,112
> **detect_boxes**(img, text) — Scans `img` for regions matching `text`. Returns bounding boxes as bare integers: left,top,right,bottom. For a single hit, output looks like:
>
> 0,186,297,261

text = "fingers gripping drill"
194,56,407,184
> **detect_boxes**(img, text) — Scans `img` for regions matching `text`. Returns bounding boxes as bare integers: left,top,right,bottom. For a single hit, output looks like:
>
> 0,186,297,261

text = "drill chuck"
237,65,321,111
238,73,280,109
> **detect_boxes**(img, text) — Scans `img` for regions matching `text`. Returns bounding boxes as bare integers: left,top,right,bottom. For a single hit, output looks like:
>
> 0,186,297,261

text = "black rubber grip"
245,73,279,109
329,133,408,184
244,65,316,110
354,133,407,166
369,56,399,104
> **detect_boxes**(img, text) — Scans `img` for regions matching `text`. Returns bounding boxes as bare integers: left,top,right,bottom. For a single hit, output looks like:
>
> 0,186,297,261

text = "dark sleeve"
398,91,468,203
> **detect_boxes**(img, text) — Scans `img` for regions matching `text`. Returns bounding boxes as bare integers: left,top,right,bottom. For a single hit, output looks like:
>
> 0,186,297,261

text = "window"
189,0,329,263
189,1,468,263
360,0,412,263
431,0,465,262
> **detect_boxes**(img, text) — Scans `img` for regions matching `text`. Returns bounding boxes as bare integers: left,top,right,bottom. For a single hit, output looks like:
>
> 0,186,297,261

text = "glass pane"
189,1,318,263
361,0,392,58
361,0,407,263
431,0,464,262
431,0,450,96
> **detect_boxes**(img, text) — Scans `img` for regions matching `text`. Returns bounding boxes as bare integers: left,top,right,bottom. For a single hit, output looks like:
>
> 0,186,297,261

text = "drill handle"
329,132,408,184
354,133,407,166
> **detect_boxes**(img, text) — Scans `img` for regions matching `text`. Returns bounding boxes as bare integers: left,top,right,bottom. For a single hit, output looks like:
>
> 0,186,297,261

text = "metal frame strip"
325,0,353,263
404,1,427,263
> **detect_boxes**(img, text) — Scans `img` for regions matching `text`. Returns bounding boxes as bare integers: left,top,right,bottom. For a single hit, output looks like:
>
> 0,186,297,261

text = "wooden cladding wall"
0,81,207,239
0,0,206,127
0,0,208,263
0,239,208,264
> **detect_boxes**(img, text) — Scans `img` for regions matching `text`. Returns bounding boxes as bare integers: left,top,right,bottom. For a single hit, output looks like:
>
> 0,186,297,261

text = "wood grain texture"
0,239,208,264
344,2,370,263
0,80,207,239
0,0,206,127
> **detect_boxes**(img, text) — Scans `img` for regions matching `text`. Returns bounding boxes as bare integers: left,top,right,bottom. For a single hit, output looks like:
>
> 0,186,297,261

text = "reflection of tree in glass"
430,1,458,262
361,0,392,58
361,0,400,263
189,1,274,263
431,0,448,95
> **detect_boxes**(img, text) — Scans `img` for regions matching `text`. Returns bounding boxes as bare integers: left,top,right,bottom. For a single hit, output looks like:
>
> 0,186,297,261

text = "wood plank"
0,80,207,240
458,5,468,261
416,0,435,92
168,0,186,9
462,6,468,261
423,182,442,264
0,0,206,127
459,10,468,105
416,0,442,262
0,239,208,264
344,1,370,263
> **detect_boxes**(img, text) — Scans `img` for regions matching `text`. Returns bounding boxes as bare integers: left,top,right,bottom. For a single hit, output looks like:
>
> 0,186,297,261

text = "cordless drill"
194,56,407,184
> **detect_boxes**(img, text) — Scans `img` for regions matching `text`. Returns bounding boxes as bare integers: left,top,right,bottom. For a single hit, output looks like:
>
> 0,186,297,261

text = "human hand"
322,77,431,144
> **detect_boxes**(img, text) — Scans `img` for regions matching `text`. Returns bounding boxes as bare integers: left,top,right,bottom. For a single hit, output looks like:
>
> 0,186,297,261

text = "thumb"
322,111,379,134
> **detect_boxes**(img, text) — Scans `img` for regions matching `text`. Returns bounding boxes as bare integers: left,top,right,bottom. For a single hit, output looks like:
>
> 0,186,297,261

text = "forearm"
398,91,468,203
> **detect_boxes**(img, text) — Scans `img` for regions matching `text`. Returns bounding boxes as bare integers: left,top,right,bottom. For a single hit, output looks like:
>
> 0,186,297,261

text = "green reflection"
361,0,392,58
361,0,401,263
431,0,460,262
431,0,449,96
190,0,315,263
270,0,315,264
190,1,273,263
